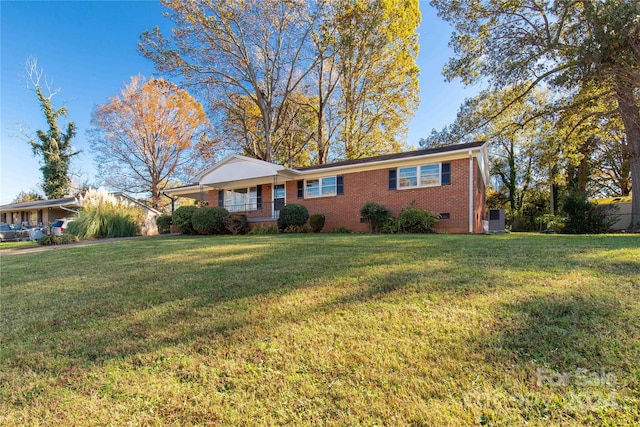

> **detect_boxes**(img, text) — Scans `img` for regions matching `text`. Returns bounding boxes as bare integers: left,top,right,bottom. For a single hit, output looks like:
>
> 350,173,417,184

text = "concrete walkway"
0,234,180,257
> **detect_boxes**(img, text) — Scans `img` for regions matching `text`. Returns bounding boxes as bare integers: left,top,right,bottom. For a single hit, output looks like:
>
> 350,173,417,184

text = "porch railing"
224,201,282,220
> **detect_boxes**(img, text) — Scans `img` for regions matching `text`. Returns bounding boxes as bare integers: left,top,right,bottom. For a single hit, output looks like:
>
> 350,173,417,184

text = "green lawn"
1,234,638,425
0,240,38,252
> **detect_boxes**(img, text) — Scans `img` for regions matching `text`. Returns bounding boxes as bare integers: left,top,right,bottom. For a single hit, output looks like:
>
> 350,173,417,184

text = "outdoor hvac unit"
488,209,505,232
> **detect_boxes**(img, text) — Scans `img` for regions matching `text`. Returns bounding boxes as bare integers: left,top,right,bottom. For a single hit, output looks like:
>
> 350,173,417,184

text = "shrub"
282,225,312,233
309,213,326,233
397,208,438,233
68,189,142,239
37,234,79,246
225,213,248,235
381,218,400,234
561,191,613,234
192,206,230,235
277,204,309,230
536,213,566,233
172,205,198,235
156,214,172,234
248,224,280,235
360,201,393,233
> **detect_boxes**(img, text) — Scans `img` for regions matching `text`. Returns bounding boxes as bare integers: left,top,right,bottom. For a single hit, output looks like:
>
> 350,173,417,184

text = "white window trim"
224,187,258,212
304,176,337,198
397,163,442,189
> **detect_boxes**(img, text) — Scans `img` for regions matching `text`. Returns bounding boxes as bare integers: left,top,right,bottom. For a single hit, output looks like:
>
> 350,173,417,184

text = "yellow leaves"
95,75,208,151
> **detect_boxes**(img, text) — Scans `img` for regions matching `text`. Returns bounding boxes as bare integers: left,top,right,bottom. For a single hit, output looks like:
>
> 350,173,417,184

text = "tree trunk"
615,80,640,230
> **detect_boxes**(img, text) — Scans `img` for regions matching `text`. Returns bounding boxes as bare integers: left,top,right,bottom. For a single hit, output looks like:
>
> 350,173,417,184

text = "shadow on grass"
2,233,638,373
491,292,636,370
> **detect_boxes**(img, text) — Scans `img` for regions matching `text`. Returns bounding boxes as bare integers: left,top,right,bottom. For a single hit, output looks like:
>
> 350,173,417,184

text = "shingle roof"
296,141,486,171
0,197,79,212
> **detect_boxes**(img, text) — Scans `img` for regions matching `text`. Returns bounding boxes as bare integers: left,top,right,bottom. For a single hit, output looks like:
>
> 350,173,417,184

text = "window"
305,176,337,198
224,187,257,212
420,164,440,185
399,167,418,187
397,162,449,189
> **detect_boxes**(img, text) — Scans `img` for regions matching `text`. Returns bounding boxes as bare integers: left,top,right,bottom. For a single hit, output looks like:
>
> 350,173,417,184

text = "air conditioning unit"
488,209,505,232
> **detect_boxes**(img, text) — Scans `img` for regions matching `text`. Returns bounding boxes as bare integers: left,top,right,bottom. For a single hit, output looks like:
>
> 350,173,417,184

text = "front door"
274,184,285,218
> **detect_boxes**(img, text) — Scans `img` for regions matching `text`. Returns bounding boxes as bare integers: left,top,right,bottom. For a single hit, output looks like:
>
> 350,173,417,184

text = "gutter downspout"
469,150,474,234
60,205,79,214
162,192,177,214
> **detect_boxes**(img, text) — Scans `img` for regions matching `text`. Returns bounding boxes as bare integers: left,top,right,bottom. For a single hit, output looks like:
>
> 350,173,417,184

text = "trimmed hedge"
360,202,393,233
277,204,309,230
397,208,438,233
172,206,198,235
192,206,230,235
309,213,326,233
156,214,172,234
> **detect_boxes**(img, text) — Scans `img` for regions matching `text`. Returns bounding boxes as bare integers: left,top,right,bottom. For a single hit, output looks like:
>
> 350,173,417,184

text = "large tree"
334,0,420,159
25,58,80,199
421,86,552,219
90,76,209,209
431,0,640,229
140,0,421,165
140,0,322,163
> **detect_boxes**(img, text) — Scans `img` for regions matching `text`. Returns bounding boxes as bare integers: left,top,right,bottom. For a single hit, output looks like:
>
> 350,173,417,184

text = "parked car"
50,218,75,236
0,223,19,242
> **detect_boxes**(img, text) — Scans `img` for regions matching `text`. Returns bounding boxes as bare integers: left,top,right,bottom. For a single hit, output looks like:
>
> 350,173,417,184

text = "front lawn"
1,234,638,425
0,240,38,252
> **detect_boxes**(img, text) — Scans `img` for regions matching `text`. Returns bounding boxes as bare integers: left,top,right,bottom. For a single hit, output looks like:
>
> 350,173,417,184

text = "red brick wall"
285,157,484,233
205,157,486,234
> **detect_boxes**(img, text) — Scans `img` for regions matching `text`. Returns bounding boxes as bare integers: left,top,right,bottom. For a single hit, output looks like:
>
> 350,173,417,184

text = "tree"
140,0,323,163
140,0,421,165
431,0,640,229
25,58,80,199
12,190,43,203
90,76,209,209
421,87,551,218
334,0,420,159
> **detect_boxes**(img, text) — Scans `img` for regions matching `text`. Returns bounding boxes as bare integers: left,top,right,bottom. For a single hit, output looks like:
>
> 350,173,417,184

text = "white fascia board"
197,155,299,185
296,144,487,177
162,185,204,197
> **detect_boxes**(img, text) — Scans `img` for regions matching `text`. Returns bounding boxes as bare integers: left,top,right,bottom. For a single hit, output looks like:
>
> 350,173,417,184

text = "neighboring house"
164,141,490,233
0,197,79,227
0,193,161,235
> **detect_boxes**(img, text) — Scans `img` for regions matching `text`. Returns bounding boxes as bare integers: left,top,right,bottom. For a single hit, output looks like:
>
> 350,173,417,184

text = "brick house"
164,141,490,233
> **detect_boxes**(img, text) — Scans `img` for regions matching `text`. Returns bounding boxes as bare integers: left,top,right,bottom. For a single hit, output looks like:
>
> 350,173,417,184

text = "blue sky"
0,0,481,205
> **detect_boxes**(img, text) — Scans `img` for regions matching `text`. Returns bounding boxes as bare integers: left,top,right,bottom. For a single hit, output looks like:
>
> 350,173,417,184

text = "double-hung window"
224,187,257,212
397,162,448,189
305,176,337,198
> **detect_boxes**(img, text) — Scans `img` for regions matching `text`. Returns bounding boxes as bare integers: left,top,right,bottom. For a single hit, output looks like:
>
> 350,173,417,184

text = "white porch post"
469,150,474,234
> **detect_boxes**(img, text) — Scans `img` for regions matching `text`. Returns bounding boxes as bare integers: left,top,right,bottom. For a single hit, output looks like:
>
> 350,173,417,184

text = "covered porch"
164,155,300,222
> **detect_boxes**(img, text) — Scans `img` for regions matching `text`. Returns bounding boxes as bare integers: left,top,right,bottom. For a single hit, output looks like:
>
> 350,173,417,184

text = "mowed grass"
1,233,638,426
0,240,38,252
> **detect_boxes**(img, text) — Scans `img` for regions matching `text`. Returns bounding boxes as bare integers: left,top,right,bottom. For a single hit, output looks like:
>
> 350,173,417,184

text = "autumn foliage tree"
139,0,420,165
90,76,209,209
